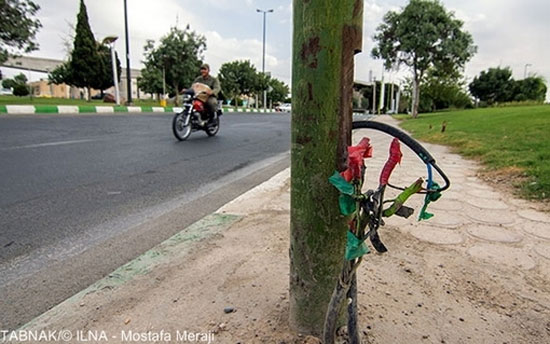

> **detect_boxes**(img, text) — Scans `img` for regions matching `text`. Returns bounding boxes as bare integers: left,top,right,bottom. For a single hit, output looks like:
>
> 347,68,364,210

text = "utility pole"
257,8,273,110
379,70,385,115
123,0,132,104
524,63,532,79
102,36,120,105
372,77,377,115
290,0,363,336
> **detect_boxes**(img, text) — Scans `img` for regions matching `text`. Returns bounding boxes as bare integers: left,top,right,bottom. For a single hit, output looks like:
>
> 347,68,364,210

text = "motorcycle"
172,83,222,141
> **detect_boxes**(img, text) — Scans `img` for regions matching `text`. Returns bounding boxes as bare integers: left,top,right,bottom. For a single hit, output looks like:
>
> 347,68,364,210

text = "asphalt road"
0,112,290,330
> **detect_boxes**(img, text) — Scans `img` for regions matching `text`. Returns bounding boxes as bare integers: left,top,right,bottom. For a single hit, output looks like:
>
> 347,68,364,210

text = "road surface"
0,112,290,330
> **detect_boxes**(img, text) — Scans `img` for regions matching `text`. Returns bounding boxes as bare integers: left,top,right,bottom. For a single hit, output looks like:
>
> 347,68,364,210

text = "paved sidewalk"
7,116,550,344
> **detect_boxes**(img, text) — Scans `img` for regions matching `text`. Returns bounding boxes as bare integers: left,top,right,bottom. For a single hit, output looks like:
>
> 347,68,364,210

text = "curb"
0,105,279,115
17,213,241,331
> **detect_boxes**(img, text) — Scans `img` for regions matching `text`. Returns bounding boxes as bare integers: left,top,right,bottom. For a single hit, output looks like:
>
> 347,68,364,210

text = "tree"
514,76,547,102
218,60,260,105
290,0,363,337
419,68,472,112
2,72,29,96
0,0,42,64
69,0,104,100
372,0,476,118
137,41,164,97
469,67,515,104
267,77,290,104
139,26,206,104
48,61,72,86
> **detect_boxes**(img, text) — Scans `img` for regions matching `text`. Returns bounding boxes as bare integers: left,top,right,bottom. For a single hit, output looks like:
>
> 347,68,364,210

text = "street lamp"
524,63,532,79
102,36,120,105
123,0,132,104
256,8,273,111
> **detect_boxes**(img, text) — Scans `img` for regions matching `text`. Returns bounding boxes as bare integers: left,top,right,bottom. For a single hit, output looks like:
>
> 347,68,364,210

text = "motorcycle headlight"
183,94,192,101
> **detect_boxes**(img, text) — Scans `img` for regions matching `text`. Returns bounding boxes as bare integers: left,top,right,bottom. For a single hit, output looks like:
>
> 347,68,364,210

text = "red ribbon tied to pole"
341,137,373,182
379,138,402,186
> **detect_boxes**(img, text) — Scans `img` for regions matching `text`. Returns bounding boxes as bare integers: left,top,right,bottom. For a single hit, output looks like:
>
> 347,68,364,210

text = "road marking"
2,139,98,151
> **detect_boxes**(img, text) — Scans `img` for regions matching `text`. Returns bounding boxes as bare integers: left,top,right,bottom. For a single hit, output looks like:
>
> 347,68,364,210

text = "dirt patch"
477,166,550,211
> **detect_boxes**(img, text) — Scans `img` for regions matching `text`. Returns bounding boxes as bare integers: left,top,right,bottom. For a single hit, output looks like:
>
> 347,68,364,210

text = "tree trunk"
173,83,179,106
412,77,420,118
290,0,363,336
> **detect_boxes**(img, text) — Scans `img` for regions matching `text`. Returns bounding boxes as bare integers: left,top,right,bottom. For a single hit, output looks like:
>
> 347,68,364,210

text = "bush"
13,84,30,96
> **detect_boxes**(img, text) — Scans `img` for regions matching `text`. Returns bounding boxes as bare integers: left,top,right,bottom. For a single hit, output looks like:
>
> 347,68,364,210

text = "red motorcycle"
172,83,221,141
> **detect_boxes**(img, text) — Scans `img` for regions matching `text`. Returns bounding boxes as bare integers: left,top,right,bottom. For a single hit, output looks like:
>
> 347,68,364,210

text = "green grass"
397,105,550,200
0,95,162,107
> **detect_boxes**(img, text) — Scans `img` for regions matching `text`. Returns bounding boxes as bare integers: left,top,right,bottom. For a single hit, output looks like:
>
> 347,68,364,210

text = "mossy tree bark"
289,0,363,336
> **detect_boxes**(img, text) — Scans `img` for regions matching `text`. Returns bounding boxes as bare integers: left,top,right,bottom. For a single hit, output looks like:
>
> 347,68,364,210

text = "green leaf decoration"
418,209,434,220
419,182,442,221
328,171,354,195
345,231,370,260
339,194,356,215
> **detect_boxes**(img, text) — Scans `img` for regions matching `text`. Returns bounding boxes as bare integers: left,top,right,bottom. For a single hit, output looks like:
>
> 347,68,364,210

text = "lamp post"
524,63,532,79
102,36,120,105
123,0,132,104
256,8,273,111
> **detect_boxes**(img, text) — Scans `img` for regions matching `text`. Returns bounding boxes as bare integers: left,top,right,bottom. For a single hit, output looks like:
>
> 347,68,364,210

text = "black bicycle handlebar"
352,120,450,192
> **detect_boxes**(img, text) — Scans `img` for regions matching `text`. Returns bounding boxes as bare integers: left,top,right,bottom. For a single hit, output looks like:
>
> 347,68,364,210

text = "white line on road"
1,139,98,151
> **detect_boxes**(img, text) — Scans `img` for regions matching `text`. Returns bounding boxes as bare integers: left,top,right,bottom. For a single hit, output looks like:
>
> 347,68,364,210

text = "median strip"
0,105,280,114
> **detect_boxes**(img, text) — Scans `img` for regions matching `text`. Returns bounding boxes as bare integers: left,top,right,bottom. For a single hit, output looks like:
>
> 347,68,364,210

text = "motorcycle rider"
192,63,221,124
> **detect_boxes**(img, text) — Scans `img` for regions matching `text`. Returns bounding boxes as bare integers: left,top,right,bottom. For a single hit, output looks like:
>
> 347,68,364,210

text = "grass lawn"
0,95,162,107
397,105,550,201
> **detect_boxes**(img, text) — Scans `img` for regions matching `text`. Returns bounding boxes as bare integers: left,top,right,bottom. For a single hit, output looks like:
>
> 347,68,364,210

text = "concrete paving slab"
534,243,550,260
465,181,494,191
422,212,466,229
466,224,524,243
465,198,509,210
429,199,464,211
409,224,465,245
466,189,503,200
465,207,517,226
517,209,550,223
521,221,550,240
467,243,537,270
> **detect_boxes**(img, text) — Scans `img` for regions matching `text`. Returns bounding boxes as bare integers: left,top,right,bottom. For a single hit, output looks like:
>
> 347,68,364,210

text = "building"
1,56,147,101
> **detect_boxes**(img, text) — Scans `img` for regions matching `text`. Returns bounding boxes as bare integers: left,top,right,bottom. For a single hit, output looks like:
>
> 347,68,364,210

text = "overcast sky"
3,0,549,100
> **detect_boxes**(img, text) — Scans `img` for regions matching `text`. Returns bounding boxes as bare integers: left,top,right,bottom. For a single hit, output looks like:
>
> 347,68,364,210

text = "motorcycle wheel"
205,117,220,137
172,110,192,141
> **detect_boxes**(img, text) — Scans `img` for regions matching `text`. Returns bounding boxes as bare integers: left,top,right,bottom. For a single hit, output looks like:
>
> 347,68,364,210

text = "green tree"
218,60,260,105
372,0,476,118
48,61,72,86
469,67,515,104
0,0,42,64
138,40,164,95
137,40,164,97
2,72,29,96
139,26,206,104
419,68,472,112
267,77,290,104
514,76,547,102
69,0,104,100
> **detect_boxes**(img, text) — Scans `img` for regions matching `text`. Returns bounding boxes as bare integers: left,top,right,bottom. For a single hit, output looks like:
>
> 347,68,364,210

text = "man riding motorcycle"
190,63,221,124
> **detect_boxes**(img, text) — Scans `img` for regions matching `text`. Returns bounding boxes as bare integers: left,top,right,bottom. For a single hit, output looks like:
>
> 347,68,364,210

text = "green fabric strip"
345,231,370,260
328,171,354,195
383,178,423,217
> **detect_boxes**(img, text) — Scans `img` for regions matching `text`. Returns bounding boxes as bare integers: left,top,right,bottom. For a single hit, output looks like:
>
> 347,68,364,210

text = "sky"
2,0,549,101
